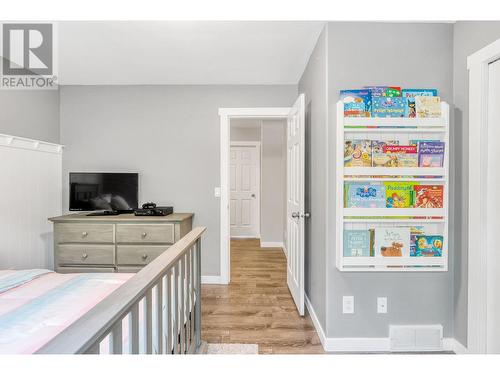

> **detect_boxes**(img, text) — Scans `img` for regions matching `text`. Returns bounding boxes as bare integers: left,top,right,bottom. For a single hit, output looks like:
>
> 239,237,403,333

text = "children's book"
371,140,399,167
364,86,402,98
344,230,371,257
340,89,372,117
344,139,372,167
410,226,426,256
414,235,443,257
402,89,438,117
372,97,405,117
374,227,411,257
345,182,386,208
414,185,444,208
382,145,418,167
384,182,417,208
416,96,441,118
418,141,445,167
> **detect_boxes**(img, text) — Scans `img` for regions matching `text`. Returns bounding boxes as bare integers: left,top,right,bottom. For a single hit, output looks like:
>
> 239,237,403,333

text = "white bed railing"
36,227,206,354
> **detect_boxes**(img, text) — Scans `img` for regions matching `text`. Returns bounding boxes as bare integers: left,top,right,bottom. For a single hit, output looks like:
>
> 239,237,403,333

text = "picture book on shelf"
384,182,417,208
414,185,444,208
418,141,445,167
364,86,402,98
344,139,372,167
371,140,399,167
402,89,438,117
374,227,410,257
340,89,372,117
414,235,443,257
372,97,405,117
344,230,371,257
416,96,441,118
410,226,426,257
344,182,386,208
383,145,418,167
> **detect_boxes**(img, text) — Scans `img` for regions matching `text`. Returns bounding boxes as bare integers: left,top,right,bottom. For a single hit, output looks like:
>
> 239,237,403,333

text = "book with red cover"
414,185,444,208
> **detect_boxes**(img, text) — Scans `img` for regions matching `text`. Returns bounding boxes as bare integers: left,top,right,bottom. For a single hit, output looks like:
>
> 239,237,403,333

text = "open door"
286,94,306,316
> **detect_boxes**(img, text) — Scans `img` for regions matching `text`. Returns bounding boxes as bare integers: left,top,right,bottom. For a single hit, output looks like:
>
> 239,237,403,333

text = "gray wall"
452,21,500,347
298,26,328,331
59,85,297,276
260,119,286,244
0,90,60,143
326,22,454,337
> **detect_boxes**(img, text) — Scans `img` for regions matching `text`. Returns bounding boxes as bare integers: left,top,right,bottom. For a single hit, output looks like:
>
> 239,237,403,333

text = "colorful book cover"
384,182,417,208
372,97,405,118
402,89,438,117
345,182,386,208
344,230,371,257
340,89,372,117
410,226,426,256
372,140,399,167
418,141,445,167
364,86,402,98
416,96,441,118
374,227,411,257
344,139,372,167
382,145,418,167
414,235,443,257
414,185,444,208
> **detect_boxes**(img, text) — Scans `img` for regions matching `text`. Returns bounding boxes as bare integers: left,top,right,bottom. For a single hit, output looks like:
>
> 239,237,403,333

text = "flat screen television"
69,172,138,212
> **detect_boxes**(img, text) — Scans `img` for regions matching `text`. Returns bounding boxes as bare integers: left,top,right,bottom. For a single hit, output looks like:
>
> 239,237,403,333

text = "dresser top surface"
49,213,193,223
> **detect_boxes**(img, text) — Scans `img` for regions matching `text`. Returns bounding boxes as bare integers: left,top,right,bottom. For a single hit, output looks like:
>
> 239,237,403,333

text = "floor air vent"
389,325,443,352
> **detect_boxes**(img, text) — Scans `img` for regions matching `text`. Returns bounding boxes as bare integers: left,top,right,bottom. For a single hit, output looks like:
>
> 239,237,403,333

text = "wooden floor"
201,238,324,354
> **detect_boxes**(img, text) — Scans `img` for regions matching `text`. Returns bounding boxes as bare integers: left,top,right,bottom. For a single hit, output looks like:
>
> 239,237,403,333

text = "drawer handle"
141,232,147,238
142,253,149,260
82,231,88,237
82,253,88,260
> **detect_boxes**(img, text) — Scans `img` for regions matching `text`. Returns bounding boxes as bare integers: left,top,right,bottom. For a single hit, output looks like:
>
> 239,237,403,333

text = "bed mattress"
0,269,132,354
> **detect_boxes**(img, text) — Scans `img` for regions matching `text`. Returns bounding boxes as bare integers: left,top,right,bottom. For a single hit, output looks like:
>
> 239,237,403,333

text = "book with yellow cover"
416,96,441,118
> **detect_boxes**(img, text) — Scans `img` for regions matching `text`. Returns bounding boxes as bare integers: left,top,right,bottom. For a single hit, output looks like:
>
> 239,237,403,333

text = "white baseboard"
305,296,464,353
260,241,284,248
201,275,226,284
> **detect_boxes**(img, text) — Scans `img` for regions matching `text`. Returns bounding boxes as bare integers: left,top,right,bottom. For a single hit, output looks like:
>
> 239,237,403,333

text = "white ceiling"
57,21,324,85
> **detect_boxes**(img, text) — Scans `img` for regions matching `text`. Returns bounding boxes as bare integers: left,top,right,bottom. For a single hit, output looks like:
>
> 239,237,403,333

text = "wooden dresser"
48,213,193,273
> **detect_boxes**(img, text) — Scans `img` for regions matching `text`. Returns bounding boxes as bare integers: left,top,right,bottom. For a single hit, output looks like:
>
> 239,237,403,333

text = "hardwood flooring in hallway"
201,238,324,354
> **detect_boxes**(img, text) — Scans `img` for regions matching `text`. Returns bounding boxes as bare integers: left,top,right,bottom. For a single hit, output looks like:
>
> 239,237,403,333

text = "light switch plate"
377,297,387,314
343,296,354,314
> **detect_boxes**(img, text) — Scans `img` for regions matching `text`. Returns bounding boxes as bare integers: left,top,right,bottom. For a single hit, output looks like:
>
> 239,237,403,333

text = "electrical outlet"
214,187,221,198
377,297,387,314
343,296,354,314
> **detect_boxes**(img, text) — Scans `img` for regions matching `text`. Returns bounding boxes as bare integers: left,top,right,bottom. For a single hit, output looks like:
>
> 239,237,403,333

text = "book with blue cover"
340,89,372,117
344,230,371,257
345,182,386,208
364,86,402,98
372,97,405,117
418,141,445,167
402,89,438,117
414,235,443,257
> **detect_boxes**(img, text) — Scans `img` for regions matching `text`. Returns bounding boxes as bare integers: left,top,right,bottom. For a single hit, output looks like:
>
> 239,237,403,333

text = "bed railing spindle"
110,322,123,354
195,238,202,348
166,268,172,354
144,290,153,354
186,248,192,350
190,246,195,351
172,263,179,354
155,281,163,354
179,255,186,353
129,303,140,354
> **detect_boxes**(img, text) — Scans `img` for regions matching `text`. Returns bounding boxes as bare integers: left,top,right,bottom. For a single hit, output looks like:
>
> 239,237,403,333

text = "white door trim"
229,141,261,239
467,37,500,354
219,107,290,284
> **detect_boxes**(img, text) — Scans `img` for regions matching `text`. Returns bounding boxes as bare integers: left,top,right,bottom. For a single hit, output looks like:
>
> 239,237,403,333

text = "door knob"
291,212,300,218
301,212,311,218
251,194,256,198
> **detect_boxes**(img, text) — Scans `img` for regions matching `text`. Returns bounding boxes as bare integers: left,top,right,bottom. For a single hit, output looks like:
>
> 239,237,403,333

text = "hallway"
201,239,323,354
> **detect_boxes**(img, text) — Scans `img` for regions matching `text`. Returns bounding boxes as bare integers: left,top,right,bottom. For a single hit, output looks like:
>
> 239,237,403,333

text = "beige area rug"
206,343,259,354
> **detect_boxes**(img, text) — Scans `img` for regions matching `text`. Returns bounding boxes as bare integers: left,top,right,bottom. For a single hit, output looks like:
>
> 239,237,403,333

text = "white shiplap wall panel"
0,134,62,270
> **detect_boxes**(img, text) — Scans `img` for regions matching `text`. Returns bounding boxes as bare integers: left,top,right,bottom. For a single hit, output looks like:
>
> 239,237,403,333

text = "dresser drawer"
56,223,114,243
117,245,169,266
56,266,116,274
116,224,175,244
56,244,115,266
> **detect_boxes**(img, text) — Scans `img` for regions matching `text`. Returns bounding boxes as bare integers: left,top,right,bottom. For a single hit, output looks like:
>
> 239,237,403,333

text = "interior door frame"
229,141,261,239
219,108,290,284
467,37,500,354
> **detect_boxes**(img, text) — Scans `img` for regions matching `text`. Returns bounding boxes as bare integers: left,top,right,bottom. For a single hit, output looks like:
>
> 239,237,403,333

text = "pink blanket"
0,269,133,354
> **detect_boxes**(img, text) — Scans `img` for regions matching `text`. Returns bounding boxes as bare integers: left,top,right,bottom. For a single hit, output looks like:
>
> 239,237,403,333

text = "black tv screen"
69,173,138,212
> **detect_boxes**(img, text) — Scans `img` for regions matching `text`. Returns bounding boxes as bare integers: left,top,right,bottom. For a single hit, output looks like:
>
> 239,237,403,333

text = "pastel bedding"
0,269,132,354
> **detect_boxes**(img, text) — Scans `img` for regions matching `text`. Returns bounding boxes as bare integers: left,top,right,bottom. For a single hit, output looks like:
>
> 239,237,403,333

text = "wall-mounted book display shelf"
335,100,449,272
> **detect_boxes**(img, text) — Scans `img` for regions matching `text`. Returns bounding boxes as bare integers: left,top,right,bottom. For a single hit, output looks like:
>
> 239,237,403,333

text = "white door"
230,144,260,238
286,94,306,316
487,58,500,353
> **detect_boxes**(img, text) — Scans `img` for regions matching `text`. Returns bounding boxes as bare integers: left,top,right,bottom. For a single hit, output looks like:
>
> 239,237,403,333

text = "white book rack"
336,100,450,272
